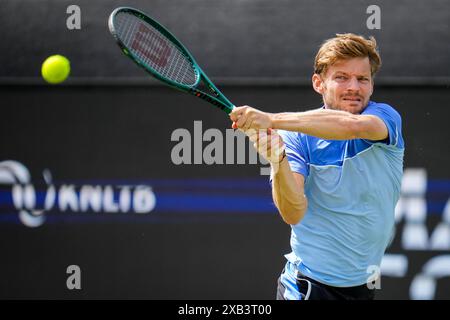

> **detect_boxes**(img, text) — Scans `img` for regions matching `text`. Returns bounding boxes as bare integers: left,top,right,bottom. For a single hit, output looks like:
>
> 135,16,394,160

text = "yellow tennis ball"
41,55,71,84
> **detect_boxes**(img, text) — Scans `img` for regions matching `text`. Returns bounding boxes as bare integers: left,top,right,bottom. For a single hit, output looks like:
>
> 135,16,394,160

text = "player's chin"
339,99,365,114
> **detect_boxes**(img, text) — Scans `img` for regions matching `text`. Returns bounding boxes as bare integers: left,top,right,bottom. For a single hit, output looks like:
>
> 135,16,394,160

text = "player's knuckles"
229,109,237,118
244,107,258,119
236,117,246,128
251,119,260,128
231,106,247,121
238,105,250,115
234,106,246,112
229,108,241,119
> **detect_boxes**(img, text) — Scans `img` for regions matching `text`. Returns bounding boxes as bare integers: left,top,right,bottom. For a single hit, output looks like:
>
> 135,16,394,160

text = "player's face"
313,57,374,114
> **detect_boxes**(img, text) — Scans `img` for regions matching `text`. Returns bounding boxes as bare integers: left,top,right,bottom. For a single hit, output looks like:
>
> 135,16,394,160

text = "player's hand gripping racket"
108,7,235,114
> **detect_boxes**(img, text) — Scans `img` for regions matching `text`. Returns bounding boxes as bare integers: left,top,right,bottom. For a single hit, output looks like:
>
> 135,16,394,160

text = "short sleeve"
362,102,404,148
277,130,309,178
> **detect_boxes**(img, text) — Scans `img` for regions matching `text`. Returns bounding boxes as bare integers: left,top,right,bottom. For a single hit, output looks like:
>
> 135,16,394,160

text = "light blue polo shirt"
277,101,404,288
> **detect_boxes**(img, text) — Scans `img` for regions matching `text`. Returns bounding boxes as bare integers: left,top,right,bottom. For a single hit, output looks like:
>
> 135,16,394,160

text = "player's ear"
312,73,324,94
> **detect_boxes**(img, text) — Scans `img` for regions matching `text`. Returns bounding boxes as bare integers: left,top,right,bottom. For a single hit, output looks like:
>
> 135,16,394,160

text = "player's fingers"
270,134,281,148
252,128,285,163
257,135,269,152
273,132,286,150
271,135,286,160
270,136,282,157
267,133,282,157
235,113,248,128
246,128,258,142
254,140,269,158
229,106,243,122
242,118,254,132
255,130,268,145
269,128,281,142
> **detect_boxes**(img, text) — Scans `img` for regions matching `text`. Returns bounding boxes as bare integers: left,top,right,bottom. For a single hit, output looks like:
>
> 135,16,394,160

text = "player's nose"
347,77,360,91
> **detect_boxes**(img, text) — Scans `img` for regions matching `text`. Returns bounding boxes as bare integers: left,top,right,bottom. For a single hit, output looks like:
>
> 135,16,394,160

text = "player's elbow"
346,116,387,140
279,200,307,225
282,213,302,225
281,209,305,225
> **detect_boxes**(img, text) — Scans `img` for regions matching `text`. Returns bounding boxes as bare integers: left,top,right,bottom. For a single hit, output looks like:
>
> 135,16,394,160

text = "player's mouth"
342,96,362,102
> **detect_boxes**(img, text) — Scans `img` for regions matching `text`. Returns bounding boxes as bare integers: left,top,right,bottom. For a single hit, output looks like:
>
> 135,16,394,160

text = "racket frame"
108,7,235,114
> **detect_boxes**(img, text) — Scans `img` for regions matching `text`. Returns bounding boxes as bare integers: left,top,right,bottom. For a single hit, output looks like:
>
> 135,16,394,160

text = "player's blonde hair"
314,33,381,77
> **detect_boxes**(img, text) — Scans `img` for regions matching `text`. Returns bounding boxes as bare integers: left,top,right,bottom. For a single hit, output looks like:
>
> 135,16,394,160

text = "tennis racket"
108,7,235,114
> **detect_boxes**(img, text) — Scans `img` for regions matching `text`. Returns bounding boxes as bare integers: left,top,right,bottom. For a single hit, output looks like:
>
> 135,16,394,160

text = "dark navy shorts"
276,267,376,300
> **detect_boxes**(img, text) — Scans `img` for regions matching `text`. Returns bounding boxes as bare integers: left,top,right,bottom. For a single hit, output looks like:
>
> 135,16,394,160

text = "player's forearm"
271,159,308,225
271,109,362,140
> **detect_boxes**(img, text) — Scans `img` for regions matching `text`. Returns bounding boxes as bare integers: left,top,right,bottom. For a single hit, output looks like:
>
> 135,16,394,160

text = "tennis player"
230,33,404,300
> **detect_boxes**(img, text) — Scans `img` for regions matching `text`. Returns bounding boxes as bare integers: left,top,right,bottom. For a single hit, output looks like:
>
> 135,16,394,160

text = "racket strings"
115,12,198,86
